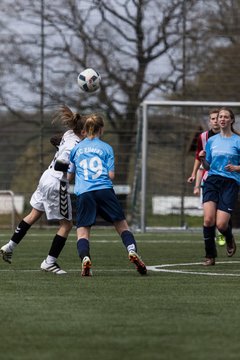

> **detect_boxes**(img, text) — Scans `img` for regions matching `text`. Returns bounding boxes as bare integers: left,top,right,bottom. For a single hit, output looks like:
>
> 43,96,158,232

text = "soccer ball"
77,68,101,93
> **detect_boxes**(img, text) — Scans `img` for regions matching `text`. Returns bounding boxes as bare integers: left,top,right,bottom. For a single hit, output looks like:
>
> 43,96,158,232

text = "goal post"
0,190,16,230
133,101,240,233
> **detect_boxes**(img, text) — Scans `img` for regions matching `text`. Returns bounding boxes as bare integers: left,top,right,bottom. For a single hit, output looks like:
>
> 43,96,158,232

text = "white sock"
127,244,136,252
8,240,18,251
46,255,57,264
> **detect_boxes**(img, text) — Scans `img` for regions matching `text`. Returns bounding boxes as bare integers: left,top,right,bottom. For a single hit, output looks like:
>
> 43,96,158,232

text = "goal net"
131,101,240,232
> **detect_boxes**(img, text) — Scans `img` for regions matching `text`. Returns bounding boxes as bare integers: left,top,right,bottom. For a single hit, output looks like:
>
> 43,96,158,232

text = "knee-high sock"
203,225,217,258
121,230,137,253
77,238,90,261
48,234,67,258
11,220,31,244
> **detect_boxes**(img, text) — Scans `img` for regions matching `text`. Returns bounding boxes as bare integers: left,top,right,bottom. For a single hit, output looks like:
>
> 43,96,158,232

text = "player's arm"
67,156,76,182
187,158,201,183
54,139,78,172
187,134,202,183
193,168,203,195
67,172,75,182
199,150,210,170
108,170,115,180
107,145,115,180
54,159,69,172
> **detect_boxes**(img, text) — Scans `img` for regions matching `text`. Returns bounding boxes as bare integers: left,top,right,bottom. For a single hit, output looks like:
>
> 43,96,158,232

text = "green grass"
1,229,240,360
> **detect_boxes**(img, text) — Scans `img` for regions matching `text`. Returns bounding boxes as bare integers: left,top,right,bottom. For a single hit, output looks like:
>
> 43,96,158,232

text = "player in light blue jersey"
69,113,147,276
199,107,240,266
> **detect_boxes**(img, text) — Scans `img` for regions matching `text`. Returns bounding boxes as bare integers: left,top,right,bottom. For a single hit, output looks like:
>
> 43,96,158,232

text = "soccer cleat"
128,250,147,275
215,233,226,246
226,236,236,257
40,260,67,275
81,256,92,276
0,244,13,264
203,257,215,266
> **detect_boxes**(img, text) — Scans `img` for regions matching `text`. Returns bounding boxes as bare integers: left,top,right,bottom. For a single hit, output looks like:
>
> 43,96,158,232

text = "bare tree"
1,0,203,180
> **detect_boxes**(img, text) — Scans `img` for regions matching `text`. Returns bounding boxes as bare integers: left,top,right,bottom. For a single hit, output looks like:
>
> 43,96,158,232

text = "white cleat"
40,260,67,275
81,256,92,276
128,250,147,275
0,244,13,264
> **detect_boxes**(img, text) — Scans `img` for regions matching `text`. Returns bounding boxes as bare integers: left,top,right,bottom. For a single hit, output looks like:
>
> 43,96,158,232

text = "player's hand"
193,187,200,196
225,164,238,172
187,175,195,183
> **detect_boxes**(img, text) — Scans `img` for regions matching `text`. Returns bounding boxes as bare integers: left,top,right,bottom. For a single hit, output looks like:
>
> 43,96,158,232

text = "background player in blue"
69,113,147,276
199,107,240,266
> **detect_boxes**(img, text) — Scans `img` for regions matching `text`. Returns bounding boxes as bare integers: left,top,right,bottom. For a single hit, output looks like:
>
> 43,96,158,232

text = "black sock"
11,220,31,244
203,225,217,258
77,238,90,261
121,230,137,253
48,234,67,258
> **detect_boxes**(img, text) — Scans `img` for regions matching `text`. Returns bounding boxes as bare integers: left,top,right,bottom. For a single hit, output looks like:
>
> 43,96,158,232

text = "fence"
131,101,240,232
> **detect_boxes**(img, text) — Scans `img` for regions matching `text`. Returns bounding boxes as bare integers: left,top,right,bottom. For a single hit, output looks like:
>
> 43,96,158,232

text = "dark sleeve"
50,134,62,149
195,134,203,161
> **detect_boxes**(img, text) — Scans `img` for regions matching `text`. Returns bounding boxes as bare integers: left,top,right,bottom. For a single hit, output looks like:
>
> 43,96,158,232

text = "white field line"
0,235,203,244
147,261,240,277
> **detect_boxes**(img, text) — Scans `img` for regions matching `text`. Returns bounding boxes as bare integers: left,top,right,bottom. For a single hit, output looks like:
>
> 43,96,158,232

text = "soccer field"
1,229,240,360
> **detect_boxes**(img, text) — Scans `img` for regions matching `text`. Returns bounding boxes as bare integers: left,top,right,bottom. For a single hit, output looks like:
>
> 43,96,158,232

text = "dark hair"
84,113,104,137
52,105,86,136
218,107,240,135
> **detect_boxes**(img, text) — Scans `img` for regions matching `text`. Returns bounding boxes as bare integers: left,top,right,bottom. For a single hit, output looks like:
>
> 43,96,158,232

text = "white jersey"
30,130,80,220
48,130,80,180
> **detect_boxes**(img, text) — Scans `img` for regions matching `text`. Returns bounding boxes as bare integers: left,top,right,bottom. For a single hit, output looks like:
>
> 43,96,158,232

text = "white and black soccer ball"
77,68,101,93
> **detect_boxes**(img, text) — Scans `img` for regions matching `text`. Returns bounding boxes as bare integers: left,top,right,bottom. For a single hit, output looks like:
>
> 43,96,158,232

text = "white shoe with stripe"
40,260,67,275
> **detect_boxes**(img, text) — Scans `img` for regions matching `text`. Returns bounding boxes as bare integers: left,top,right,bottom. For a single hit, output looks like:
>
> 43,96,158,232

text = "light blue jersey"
205,133,240,184
69,137,114,195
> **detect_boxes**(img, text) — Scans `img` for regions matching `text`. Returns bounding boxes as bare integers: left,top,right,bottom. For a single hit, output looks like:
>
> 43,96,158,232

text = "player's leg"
40,219,72,275
75,192,95,276
95,189,147,275
40,177,72,274
202,201,217,266
0,208,43,264
76,226,92,276
216,210,236,257
216,180,238,257
114,219,147,275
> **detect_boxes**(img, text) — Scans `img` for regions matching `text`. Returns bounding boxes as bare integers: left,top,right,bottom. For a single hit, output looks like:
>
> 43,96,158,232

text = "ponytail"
52,105,86,136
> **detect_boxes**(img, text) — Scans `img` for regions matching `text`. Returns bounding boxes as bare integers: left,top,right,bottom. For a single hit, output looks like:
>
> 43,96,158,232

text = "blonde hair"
52,105,86,136
84,113,104,137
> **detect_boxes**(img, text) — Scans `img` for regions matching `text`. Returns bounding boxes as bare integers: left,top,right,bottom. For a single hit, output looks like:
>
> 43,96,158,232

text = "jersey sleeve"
106,145,115,172
68,147,77,173
195,134,203,161
56,137,78,164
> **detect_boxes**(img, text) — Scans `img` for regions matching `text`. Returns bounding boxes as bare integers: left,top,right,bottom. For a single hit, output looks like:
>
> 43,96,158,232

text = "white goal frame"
0,190,16,230
140,100,240,233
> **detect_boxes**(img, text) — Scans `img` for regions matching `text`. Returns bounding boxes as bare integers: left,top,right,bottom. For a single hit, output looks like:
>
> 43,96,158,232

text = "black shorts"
75,188,126,227
202,175,239,214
